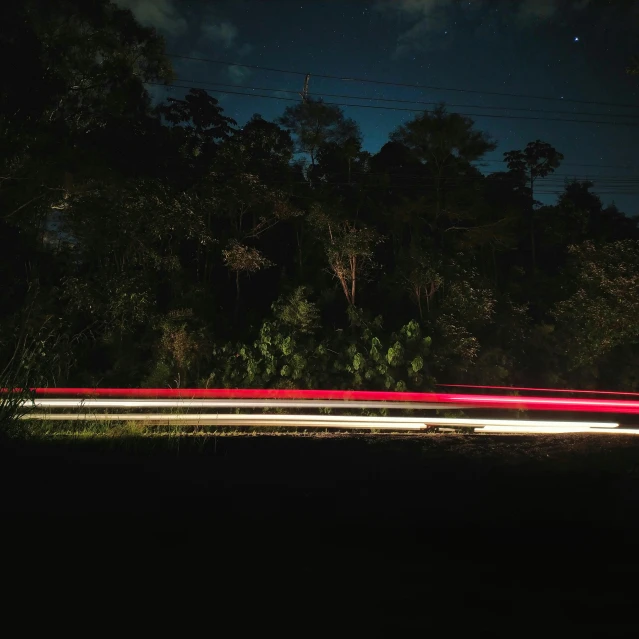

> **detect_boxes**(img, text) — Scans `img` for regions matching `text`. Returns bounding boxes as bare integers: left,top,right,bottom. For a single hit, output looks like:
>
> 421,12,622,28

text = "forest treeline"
2,0,639,393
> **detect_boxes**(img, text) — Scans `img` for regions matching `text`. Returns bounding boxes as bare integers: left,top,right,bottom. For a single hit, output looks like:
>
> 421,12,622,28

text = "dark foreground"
3,432,639,633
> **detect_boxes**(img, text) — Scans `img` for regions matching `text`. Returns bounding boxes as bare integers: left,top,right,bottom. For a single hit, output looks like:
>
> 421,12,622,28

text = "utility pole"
299,74,312,186
299,73,310,103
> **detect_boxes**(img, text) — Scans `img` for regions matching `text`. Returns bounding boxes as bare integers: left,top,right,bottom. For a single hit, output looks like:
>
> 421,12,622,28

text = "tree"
391,104,496,166
192,147,301,296
159,89,236,143
157,88,237,183
6,0,639,397
222,240,273,315
428,262,497,380
309,204,382,308
1,0,174,231
277,98,361,169
210,144,301,241
58,178,211,364
553,240,639,370
504,140,564,271
400,247,444,320
272,286,321,335
314,136,366,186
556,181,639,244
3,0,174,131
390,105,496,220
234,114,294,176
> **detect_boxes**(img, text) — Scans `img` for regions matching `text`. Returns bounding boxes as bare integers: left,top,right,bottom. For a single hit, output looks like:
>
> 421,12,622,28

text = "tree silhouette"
391,105,496,220
2,1,639,395
504,140,564,271
277,98,361,169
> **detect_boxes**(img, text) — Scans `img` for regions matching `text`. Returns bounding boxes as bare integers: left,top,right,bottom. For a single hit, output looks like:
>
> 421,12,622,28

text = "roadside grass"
7,418,639,476
18,418,443,439
3,416,488,457
5,398,639,481
16,418,434,444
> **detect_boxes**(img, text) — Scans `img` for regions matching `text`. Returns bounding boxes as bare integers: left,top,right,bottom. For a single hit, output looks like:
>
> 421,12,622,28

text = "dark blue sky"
118,0,639,213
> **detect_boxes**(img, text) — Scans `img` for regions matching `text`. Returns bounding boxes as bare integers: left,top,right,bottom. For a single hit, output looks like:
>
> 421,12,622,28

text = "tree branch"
4,193,47,219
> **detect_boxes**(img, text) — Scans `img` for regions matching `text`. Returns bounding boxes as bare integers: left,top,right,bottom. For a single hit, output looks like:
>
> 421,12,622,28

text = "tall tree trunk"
427,281,436,315
234,271,240,322
530,218,536,272
530,174,536,272
204,209,212,288
350,256,356,307
308,150,315,188
296,222,304,277
338,276,351,306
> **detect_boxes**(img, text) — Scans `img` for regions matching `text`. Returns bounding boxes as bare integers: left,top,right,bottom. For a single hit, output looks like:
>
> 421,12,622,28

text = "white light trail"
20,412,625,433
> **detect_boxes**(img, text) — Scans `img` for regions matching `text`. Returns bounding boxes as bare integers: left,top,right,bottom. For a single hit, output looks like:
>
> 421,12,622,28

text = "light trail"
25,388,639,414
436,384,639,397
481,426,639,435
21,412,623,434
25,399,466,410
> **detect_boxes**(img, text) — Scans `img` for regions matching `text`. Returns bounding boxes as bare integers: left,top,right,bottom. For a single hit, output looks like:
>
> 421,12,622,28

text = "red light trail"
25,388,639,414
436,383,639,397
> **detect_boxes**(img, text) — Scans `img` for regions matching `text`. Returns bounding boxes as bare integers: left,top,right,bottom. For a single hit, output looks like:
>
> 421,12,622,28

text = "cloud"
114,0,187,36
198,12,252,82
202,21,238,48
393,18,442,59
375,0,482,58
118,0,255,87
376,0,444,17
199,11,253,80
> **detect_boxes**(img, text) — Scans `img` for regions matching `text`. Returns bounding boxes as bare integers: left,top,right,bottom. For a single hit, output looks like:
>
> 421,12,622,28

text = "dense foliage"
2,0,639,393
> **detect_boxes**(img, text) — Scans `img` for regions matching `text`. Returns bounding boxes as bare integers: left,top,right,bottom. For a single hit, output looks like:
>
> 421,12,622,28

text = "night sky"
117,0,639,213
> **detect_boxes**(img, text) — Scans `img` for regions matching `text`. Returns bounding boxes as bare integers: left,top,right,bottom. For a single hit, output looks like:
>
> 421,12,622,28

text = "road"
21,398,639,434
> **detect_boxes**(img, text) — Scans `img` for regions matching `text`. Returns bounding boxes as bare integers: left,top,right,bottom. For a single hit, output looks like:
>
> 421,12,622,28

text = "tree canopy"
2,1,639,394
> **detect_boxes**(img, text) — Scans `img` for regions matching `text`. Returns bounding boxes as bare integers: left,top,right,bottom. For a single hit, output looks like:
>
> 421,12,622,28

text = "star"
574,36,579,42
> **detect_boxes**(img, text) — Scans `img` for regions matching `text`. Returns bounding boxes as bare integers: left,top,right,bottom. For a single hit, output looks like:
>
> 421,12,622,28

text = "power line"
132,154,639,195
140,154,639,185
130,157,639,188
172,77,639,121
348,170,639,182
305,181,639,194
158,172,639,194
166,52,639,111
474,159,636,169
144,82,639,127
140,146,639,176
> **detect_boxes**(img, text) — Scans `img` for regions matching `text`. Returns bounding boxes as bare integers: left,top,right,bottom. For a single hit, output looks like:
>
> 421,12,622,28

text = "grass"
17,418,406,438
9,417,639,468
17,416,467,440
